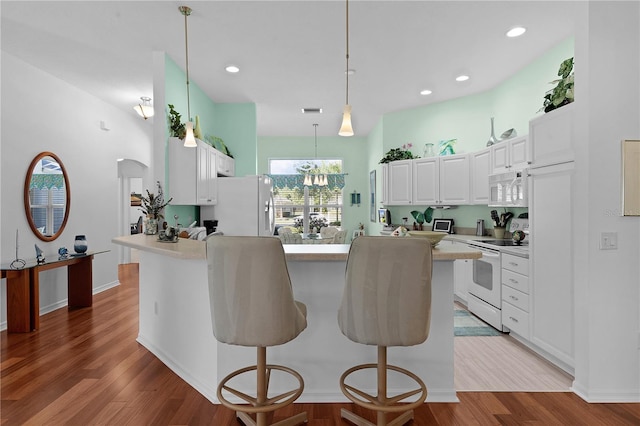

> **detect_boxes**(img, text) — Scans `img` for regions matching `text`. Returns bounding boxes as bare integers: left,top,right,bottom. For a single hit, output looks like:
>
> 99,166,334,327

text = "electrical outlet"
599,232,618,250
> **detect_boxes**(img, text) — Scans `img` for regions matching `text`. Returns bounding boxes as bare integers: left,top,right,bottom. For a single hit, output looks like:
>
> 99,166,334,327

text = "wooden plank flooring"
2,264,639,425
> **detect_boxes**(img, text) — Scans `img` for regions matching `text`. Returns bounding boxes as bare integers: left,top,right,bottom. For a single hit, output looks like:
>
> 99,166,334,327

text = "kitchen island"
112,234,480,403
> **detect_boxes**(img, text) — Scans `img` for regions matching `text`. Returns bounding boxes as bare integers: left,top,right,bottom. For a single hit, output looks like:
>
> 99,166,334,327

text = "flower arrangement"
379,143,418,163
140,181,172,220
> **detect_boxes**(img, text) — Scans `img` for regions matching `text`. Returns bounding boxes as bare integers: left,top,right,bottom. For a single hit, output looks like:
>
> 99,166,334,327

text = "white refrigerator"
201,176,275,236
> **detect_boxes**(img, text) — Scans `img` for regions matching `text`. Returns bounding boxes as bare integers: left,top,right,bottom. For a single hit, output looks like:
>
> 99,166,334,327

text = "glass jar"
423,143,435,157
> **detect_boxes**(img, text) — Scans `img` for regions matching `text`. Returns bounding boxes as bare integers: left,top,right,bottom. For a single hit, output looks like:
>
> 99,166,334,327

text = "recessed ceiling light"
506,27,526,38
420,89,432,96
456,75,470,82
225,65,240,73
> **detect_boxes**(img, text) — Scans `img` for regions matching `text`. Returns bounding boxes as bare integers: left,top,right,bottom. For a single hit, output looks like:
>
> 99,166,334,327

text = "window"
29,186,66,236
269,159,343,233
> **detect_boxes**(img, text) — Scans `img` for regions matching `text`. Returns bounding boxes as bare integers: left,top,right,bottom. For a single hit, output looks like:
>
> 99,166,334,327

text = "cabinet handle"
509,316,519,323
509,295,519,301
509,278,519,284
509,262,519,267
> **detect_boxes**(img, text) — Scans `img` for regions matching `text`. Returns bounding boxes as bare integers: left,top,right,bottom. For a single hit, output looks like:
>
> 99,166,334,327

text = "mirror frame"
23,151,71,242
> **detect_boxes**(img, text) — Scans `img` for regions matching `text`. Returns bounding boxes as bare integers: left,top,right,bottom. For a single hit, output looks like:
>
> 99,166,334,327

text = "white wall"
573,1,640,402
0,52,153,327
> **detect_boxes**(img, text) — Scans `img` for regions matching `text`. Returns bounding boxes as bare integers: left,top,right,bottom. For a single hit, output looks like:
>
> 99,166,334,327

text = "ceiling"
1,1,577,137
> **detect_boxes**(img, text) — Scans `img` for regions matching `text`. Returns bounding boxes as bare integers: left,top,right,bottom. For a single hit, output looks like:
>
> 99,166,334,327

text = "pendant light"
304,124,327,187
133,96,154,119
180,6,197,147
338,0,354,137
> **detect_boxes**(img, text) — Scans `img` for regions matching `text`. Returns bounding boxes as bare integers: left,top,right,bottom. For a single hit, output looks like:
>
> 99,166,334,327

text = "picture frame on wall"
369,170,376,222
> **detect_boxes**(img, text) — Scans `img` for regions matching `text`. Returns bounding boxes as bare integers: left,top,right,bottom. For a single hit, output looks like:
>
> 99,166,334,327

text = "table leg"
6,270,32,332
29,268,40,330
68,255,93,308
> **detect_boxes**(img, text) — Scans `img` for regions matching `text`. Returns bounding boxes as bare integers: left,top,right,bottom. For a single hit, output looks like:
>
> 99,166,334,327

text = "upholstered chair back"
338,236,432,347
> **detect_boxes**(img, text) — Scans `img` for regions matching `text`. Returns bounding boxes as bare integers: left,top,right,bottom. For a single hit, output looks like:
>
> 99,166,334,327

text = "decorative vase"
486,117,499,147
74,235,88,254
423,143,435,157
144,218,158,235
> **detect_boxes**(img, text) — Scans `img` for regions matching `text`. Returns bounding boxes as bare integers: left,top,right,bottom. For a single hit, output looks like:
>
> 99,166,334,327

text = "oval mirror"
23,152,71,242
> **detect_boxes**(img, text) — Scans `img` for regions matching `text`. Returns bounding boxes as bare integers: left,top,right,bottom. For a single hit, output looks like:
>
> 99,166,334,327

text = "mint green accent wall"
214,103,257,176
258,136,369,239
367,119,385,236
162,55,257,225
374,38,574,231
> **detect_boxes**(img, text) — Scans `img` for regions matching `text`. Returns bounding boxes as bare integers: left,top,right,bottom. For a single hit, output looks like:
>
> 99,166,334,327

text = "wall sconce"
133,96,154,119
350,191,361,206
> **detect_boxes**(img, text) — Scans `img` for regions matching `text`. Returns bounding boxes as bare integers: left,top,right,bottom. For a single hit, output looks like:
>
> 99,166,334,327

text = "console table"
1,251,106,333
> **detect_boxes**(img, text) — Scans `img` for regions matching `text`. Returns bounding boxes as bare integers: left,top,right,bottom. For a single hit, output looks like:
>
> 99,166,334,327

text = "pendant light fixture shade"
303,174,313,187
339,0,354,137
179,5,195,147
134,96,154,119
184,121,197,147
339,104,354,137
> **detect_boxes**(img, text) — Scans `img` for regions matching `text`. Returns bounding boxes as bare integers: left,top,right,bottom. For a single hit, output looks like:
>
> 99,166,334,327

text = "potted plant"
541,57,574,113
139,181,172,235
410,207,434,230
168,104,186,139
379,143,418,163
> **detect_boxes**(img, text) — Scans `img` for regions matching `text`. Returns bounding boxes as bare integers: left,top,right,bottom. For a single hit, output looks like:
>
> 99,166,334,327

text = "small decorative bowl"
407,230,447,247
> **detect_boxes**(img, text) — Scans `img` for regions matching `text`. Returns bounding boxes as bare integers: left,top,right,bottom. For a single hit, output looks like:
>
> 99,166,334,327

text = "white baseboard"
0,280,120,331
573,382,640,403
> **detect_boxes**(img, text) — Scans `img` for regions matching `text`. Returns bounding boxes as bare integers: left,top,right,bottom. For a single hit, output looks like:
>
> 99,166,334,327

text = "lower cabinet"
453,253,472,303
501,253,530,340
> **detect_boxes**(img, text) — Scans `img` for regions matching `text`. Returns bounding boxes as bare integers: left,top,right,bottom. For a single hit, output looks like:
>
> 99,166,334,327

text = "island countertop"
112,234,481,262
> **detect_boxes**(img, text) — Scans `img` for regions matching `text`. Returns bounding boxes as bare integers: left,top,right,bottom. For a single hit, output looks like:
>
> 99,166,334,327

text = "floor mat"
454,308,502,336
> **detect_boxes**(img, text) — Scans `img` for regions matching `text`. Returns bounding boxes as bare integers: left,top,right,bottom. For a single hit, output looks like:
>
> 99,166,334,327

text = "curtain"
267,174,346,191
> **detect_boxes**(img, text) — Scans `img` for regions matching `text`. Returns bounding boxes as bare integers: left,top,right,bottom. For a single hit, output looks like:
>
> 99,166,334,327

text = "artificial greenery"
168,104,186,139
379,144,419,163
542,57,574,113
139,181,172,220
410,207,434,225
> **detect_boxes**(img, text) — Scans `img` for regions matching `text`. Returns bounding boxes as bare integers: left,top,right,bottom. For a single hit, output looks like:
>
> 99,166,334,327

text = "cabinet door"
509,136,529,170
207,147,218,204
412,158,438,205
387,160,413,205
470,148,491,204
380,164,388,205
530,161,574,367
439,154,470,205
196,142,210,204
529,103,575,168
168,137,197,205
491,142,509,174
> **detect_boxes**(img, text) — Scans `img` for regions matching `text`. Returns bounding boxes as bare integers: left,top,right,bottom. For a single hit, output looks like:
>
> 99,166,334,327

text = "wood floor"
2,264,639,425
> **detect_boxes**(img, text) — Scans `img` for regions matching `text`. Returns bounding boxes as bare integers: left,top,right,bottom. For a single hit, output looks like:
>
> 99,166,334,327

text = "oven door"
468,246,501,309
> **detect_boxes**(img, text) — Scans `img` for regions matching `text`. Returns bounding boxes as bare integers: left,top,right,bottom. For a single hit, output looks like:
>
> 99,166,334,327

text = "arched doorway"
117,159,149,264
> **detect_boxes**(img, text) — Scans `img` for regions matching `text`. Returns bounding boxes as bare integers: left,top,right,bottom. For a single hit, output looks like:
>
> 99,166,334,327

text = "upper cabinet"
529,103,575,168
168,138,219,206
470,148,491,205
385,154,470,206
387,160,413,205
490,135,529,174
216,152,235,177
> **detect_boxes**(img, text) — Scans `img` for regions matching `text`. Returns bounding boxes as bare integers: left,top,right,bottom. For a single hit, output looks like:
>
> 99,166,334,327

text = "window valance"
29,174,65,190
267,174,346,190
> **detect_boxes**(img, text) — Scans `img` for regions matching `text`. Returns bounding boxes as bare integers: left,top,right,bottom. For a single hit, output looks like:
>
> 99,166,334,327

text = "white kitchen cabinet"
380,163,388,205
412,157,438,205
386,154,469,206
439,154,470,205
501,252,530,340
216,152,235,177
529,103,575,168
529,161,574,368
169,138,218,206
387,160,413,205
490,135,529,174
454,258,472,303
470,148,491,204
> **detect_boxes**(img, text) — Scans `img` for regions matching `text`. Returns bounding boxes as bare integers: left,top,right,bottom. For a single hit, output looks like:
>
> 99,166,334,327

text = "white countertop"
113,234,481,262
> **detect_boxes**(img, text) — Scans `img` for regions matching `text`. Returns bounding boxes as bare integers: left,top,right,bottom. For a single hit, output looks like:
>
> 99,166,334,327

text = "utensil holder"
494,227,506,239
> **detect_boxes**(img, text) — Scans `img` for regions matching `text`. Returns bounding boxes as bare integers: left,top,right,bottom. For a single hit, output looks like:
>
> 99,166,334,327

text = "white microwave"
488,169,528,207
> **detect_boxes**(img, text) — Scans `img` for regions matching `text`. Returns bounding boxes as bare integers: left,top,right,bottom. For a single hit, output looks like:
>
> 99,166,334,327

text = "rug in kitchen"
454,308,502,336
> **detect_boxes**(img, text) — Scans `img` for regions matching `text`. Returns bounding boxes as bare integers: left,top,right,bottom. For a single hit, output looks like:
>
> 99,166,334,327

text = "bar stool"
207,236,308,426
338,236,432,426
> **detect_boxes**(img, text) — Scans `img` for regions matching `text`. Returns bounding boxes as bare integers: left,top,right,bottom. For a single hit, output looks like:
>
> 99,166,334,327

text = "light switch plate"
599,232,618,250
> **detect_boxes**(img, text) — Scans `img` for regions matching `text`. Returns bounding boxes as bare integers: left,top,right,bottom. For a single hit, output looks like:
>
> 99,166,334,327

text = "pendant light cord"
180,6,192,122
345,0,350,105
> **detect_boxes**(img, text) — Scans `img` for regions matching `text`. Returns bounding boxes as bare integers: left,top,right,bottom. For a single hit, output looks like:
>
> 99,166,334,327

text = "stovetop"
481,239,528,247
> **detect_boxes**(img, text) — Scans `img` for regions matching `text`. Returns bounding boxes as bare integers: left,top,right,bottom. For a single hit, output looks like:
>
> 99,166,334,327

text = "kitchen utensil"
476,219,485,236
490,210,499,226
